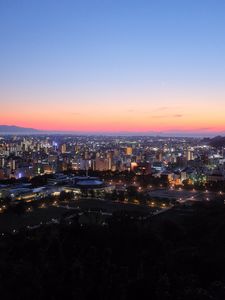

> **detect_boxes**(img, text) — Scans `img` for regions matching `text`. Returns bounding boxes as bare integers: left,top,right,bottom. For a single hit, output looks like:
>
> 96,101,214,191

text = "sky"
0,0,225,135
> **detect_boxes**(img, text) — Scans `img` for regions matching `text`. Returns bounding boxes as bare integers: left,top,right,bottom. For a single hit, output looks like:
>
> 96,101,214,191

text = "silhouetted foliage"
0,202,225,299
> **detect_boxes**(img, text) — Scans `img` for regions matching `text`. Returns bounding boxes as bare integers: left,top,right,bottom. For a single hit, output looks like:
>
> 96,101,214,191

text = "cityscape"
1,135,225,209
1,0,225,299
0,134,225,299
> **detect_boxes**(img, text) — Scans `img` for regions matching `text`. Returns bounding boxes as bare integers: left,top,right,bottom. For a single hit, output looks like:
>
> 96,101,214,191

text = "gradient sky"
0,0,225,134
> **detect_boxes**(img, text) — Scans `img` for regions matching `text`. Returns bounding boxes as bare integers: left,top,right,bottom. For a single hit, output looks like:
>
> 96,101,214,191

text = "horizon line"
0,124,225,138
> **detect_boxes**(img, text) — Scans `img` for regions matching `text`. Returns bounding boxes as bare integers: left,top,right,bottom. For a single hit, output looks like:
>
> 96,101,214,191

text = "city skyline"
1,2,225,297
1,0,225,134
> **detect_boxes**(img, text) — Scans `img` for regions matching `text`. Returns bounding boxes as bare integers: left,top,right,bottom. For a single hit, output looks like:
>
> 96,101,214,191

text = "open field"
0,206,68,233
0,198,155,233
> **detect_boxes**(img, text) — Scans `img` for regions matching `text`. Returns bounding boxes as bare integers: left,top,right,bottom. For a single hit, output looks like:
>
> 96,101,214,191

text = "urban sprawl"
0,135,225,232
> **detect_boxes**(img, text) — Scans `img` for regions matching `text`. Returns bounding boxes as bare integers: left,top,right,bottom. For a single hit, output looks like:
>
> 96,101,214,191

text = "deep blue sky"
0,0,225,134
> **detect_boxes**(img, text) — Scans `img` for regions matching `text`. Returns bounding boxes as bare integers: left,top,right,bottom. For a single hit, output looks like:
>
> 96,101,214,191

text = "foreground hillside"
0,202,225,300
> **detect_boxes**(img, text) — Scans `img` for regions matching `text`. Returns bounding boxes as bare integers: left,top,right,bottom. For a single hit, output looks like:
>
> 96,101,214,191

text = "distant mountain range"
0,125,224,137
0,125,40,134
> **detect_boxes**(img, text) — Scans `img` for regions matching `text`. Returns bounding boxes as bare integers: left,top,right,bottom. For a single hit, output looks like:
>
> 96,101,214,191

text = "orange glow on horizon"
1,120,224,134
1,86,225,134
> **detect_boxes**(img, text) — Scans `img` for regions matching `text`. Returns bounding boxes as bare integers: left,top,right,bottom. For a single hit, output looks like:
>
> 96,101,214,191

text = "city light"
0,0,224,297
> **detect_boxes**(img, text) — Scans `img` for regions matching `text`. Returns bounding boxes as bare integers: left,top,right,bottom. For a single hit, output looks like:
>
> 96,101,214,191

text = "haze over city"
1,0,225,135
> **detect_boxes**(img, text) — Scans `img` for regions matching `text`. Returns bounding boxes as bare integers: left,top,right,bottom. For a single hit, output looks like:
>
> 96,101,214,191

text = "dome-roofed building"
64,176,114,198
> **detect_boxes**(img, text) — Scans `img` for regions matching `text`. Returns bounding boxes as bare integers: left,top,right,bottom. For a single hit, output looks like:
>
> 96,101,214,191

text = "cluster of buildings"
0,135,225,187
0,174,114,202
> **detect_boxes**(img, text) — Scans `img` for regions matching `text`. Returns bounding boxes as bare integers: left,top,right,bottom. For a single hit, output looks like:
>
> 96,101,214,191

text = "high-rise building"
61,144,67,154
186,148,194,161
95,157,111,171
156,151,163,162
126,147,132,155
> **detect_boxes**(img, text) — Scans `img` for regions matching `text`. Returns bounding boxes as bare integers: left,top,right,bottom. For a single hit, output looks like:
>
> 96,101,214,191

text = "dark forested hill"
0,203,225,300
